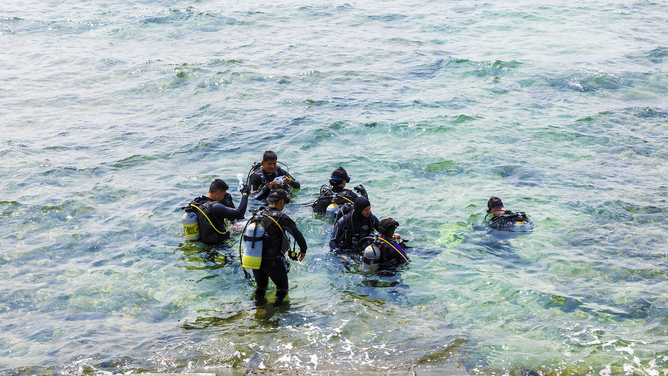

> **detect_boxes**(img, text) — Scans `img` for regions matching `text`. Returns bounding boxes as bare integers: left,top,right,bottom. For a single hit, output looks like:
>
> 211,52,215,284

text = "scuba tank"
326,203,339,220
361,243,381,271
242,217,264,270
182,211,200,241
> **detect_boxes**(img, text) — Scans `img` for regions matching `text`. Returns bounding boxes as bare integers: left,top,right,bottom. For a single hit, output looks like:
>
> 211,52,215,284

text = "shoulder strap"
260,208,288,235
334,192,355,204
250,168,268,189
265,212,292,255
254,171,267,190
189,203,229,235
266,214,284,233
377,237,409,264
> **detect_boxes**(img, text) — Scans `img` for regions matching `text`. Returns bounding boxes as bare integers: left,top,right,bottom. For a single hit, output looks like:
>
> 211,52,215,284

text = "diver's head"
354,197,371,218
261,150,278,174
329,167,351,187
208,179,229,202
487,196,505,214
268,188,290,210
379,217,399,237
265,181,283,191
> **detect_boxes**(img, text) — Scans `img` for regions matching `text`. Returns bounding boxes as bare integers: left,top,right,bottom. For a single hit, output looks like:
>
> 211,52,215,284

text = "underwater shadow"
177,242,239,271
454,223,534,268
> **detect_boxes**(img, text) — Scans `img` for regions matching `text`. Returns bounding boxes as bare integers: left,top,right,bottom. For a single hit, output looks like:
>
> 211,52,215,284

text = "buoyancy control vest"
487,210,531,230
313,185,357,217
337,209,377,253
187,196,230,245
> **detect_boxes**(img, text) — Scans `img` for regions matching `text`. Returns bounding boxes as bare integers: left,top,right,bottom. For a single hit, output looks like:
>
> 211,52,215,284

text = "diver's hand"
354,185,368,198
239,183,250,195
298,252,306,262
393,233,401,240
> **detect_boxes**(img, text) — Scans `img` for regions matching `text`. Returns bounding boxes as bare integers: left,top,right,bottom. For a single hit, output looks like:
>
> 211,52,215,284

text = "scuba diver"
329,196,381,254
184,179,250,245
312,167,368,219
245,189,307,304
485,196,532,230
248,150,300,200
361,217,410,271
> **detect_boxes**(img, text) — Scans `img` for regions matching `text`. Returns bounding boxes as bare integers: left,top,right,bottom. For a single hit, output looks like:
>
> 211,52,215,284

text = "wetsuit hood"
353,197,370,219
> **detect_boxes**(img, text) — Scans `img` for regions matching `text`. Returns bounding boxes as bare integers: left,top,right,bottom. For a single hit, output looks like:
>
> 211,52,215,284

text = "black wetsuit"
330,210,379,253
248,167,300,199
312,186,358,215
252,206,308,301
487,210,531,230
189,194,248,245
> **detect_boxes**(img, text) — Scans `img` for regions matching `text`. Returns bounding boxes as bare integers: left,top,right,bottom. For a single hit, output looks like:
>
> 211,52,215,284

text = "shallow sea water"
2,0,668,374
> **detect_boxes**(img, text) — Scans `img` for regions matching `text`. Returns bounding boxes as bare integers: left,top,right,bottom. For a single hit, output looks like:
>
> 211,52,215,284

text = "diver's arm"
211,194,247,220
288,176,300,189
283,219,308,254
353,185,368,198
278,167,300,189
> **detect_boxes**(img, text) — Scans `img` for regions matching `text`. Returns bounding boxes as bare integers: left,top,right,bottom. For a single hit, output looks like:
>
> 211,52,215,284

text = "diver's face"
362,206,371,217
492,206,505,215
262,159,277,174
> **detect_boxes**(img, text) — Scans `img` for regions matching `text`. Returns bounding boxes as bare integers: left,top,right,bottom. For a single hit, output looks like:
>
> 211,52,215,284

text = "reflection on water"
178,242,237,271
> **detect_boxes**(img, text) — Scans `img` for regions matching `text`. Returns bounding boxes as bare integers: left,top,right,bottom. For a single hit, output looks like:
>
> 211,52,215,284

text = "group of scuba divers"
182,150,532,303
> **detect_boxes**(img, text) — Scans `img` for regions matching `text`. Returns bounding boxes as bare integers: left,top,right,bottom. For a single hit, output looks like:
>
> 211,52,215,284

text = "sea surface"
2,0,668,374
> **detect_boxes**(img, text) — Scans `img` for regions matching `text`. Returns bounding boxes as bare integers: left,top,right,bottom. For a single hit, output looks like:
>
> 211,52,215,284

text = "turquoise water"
2,0,668,374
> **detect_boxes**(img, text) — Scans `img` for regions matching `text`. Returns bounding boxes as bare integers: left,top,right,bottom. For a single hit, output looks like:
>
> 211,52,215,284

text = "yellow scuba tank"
182,211,200,241
326,202,339,220
242,219,264,270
